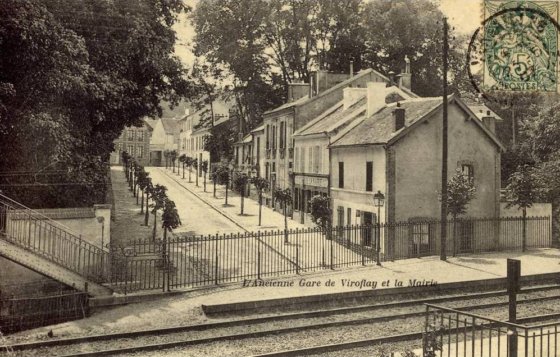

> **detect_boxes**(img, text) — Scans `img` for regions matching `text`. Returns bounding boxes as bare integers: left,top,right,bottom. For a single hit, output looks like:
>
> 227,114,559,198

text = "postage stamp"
481,0,559,93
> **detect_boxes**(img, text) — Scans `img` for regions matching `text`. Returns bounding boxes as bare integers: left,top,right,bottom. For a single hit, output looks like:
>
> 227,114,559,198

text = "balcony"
288,147,293,159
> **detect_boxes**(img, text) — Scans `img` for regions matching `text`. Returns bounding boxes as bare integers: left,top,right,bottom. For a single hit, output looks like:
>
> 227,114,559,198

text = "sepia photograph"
1,0,560,356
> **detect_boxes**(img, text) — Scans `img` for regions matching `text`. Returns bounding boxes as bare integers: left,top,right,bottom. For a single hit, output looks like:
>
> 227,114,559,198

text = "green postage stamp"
482,0,559,92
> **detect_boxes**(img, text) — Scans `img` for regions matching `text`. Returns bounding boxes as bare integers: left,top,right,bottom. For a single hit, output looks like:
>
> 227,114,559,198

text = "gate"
424,304,560,357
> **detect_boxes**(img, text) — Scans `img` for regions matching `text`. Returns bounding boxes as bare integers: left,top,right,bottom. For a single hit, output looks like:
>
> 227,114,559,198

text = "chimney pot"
393,106,405,131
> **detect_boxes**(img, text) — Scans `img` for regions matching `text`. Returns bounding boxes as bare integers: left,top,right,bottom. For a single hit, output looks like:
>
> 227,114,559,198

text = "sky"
173,0,484,68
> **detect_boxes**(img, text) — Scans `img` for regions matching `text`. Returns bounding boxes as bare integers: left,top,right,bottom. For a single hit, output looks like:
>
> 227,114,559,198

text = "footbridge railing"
0,193,109,283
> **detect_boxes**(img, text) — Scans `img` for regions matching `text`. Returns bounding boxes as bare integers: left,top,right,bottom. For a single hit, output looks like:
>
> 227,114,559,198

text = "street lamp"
373,190,385,266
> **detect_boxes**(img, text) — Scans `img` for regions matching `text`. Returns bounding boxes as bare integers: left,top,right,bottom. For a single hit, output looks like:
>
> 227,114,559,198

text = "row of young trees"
122,151,181,242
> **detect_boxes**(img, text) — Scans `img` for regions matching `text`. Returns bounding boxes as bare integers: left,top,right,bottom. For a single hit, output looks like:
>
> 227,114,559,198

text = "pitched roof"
330,96,505,150
143,118,158,130
160,118,180,134
294,96,366,136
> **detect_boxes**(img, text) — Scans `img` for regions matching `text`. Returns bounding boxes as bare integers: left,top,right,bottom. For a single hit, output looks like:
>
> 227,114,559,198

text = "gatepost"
507,258,520,357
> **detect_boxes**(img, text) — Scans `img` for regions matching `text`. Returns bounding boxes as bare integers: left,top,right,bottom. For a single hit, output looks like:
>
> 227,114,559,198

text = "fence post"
295,229,299,275
214,232,219,285
361,225,365,266
257,231,261,280
330,226,334,270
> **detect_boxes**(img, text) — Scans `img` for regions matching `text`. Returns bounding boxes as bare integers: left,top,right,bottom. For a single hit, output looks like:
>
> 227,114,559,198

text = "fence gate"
424,304,560,357
109,239,166,294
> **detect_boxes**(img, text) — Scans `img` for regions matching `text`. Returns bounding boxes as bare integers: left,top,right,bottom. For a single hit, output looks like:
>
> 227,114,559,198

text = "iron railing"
111,216,551,293
0,193,109,283
424,304,560,357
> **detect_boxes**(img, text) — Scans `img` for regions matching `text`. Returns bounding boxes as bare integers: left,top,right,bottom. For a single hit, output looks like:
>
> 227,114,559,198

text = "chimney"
287,83,310,103
184,108,190,116
481,110,496,134
393,103,405,131
343,87,367,110
367,82,388,117
397,55,412,90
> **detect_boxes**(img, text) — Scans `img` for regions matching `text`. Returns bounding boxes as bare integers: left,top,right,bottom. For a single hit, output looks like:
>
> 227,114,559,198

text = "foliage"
161,198,181,232
201,160,209,173
213,163,230,185
149,184,168,214
273,188,293,206
233,171,249,194
0,0,193,207
204,122,236,163
443,169,476,218
506,165,537,210
250,176,269,193
309,195,331,231
361,0,464,97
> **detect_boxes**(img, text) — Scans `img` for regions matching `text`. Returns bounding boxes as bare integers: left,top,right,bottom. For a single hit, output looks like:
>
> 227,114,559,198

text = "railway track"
5,284,560,357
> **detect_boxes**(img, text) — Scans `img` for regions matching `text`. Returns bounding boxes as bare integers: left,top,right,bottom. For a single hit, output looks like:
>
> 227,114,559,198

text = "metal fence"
0,193,110,284
424,304,560,357
0,291,89,334
109,216,551,293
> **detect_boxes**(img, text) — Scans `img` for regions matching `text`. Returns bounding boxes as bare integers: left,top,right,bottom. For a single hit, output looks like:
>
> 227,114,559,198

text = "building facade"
329,95,504,259
149,118,181,166
110,119,154,166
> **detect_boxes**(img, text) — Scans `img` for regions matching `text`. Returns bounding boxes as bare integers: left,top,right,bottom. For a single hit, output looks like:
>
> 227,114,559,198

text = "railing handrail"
0,193,85,238
425,303,527,329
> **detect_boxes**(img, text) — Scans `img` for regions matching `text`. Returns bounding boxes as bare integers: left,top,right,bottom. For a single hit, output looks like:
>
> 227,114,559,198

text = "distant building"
149,118,181,166
110,119,154,166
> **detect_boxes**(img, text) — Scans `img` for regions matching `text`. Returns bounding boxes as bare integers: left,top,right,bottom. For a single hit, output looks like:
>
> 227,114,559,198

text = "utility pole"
440,17,449,261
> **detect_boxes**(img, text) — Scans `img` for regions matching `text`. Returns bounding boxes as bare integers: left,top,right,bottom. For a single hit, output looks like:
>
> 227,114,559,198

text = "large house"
328,91,504,259
110,118,156,166
292,82,415,225
261,68,413,209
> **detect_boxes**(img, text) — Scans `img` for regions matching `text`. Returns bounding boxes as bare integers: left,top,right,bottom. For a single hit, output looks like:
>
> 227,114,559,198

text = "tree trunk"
204,173,207,192
196,167,199,187
182,163,185,179
152,211,157,240
140,190,144,213
172,161,175,173
213,179,216,198
225,184,229,205
136,186,139,205
189,168,192,183
240,192,244,215
144,195,150,226
522,207,527,252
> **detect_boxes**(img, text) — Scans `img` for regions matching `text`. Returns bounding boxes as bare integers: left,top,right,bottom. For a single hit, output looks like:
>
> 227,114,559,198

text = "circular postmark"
468,1,560,101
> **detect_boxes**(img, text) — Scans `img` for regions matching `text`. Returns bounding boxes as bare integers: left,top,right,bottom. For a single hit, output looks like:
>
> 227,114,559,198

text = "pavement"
149,167,307,234
5,167,559,343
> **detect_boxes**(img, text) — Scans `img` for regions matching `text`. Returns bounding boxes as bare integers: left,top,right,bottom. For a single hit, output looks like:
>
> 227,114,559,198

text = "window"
461,164,474,182
137,130,144,141
308,147,312,172
338,162,344,188
366,161,373,192
301,147,305,172
266,125,270,149
272,125,276,149
128,130,134,141
257,137,261,162
294,147,299,171
127,144,134,155
137,146,143,158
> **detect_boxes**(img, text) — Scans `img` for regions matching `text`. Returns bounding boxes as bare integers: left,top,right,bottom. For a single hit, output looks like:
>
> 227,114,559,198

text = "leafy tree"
251,176,269,226
137,167,149,212
179,154,187,179
185,157,193,182
122,151,131,180
169,150,178,173
144,177,153,226
506,165,537,252
192,157,199,187
163,150,170,169
443,169,476,256
310,195,332,237
233,171,249,215
211,166,219,198
273,188,292,243
162,198,181,240
215,164,230,205
150,184,168,240
361,0,464,97
204,123,236,163
201,160,209,192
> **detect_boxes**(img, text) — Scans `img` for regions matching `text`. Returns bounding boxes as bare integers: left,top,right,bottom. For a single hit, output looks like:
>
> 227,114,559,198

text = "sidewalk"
110,167,163,247
6,248,560,342
158,167,307,233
